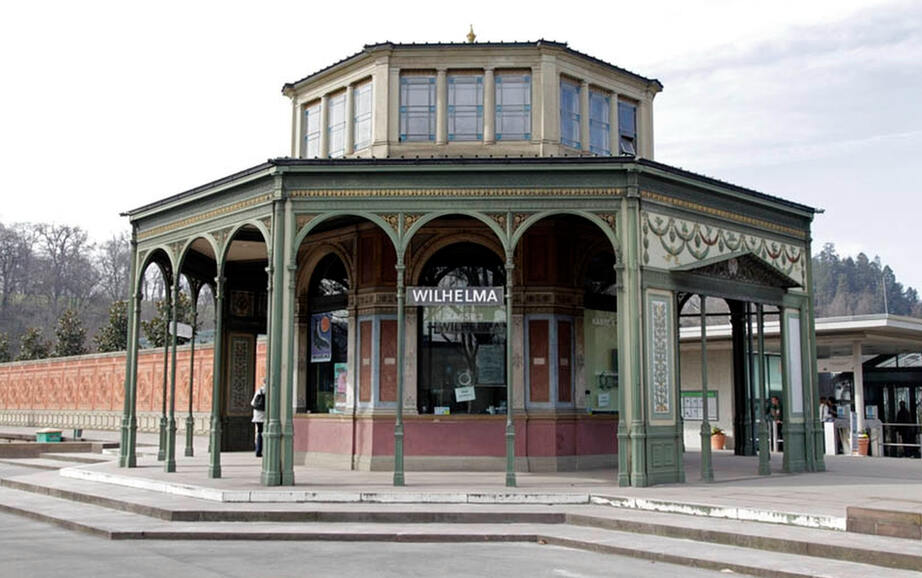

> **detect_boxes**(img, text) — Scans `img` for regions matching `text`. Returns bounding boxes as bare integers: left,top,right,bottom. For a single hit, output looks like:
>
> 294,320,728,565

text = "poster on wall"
681,391,718,421
334,362,348,412
311,313,332,362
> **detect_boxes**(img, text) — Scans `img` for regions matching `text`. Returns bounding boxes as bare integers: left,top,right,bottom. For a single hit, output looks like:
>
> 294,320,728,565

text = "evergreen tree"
0,332,10,362
53,308,88,357
141,292,195,348
94,300,128,352
17,327,49,360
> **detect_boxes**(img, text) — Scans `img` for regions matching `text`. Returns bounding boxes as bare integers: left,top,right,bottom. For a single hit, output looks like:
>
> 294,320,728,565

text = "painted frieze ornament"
296,214,317,231
641,211,805,286
212,227,232,255
261,217,272,237
404,214,421,233
380,214,400,233
512,213,532,234
489,213,507,232
596,213,617,234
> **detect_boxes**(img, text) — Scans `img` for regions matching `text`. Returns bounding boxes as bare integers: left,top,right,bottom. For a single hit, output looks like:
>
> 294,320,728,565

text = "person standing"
251,378,266,457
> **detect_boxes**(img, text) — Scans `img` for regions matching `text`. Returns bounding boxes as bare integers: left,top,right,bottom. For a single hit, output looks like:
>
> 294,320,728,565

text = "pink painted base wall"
293,415,618,463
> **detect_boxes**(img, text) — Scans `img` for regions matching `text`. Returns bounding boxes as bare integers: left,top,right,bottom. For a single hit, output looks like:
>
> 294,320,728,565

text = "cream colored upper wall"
285,44,659,160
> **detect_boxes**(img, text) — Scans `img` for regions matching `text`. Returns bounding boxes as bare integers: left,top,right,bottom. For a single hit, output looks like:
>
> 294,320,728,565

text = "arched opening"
304,252,349,413
219,224,270,453
416,242,506,415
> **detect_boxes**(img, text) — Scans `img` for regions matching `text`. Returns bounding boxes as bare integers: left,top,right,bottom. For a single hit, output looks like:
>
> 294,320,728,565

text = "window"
353,81,373,151
400,75,436,142
303,102,321,158
417,243,506,415
448,74,483,141
618,101,637,155
589,90,611,155
304,253,349,414
495,73,531,141
327,92,346,157
559,79,580,149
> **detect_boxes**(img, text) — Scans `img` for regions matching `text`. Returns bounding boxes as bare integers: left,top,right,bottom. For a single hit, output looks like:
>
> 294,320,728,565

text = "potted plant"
857,429,870,456
711,426,727,450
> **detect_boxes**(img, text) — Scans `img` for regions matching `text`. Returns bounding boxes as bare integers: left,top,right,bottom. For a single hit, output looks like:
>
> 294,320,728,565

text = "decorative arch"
176,233,221,275
135,246,174,295
219,219,272,272
510,210,619,256
292,211,400,266
408,230,505,286
402,211,508,256
295,242,355,299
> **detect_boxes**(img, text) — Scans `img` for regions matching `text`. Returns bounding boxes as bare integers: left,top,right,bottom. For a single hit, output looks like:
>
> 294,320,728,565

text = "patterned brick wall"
0,342,267,432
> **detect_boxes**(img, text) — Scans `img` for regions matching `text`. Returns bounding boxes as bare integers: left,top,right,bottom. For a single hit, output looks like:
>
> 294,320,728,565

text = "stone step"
39,452,113,464
0,458,84,471
4,470,922,573
0,484,918,578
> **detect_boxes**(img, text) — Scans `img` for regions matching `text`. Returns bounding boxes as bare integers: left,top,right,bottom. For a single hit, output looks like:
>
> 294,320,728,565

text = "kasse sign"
407,287,504,306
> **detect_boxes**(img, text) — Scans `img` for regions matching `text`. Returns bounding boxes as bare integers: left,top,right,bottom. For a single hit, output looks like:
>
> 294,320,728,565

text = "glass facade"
618,101,637,155
303,102,321,158
353,81,373,151
400,75,436,141
417,243,506,415
589,89,611,155
448,74,483,141
327,93,346,157
495,73,531,141
559,79,580,149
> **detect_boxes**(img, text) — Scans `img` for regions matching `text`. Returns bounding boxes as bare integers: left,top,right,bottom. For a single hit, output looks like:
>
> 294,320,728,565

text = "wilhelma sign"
407,287,504,306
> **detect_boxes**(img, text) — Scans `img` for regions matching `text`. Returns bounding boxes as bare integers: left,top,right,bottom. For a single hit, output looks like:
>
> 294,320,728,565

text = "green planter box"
36,429,62,443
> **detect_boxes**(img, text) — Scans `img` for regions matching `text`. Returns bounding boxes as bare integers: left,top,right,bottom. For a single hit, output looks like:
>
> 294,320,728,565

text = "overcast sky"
1,1,919,288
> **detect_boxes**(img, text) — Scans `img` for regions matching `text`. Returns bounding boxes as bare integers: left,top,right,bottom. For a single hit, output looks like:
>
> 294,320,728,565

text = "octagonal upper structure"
282,40,663,160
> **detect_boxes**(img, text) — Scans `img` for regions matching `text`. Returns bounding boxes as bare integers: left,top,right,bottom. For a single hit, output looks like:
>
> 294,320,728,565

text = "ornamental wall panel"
640,210,806,286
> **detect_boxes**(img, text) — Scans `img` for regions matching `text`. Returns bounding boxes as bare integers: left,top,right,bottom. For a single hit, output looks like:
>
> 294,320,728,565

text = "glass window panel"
589,90,610,155
496,74,531,141
400,76,436,141
327,93,346,158
560,80,580,149
448,74,483,141
618,101,637,155
303,102,321,158
353,81,373,151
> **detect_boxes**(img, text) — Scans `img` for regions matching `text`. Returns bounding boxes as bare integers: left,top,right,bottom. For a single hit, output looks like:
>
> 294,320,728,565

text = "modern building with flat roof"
118,37,821,487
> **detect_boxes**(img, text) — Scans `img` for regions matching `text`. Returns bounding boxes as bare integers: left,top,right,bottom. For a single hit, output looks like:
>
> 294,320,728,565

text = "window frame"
447,73,484,142
353,80,373,152
327,92,347,158
495,72,531,141
303,101,321,158
399,74,437,142
559,78,581,149
618,100,637,156
588,88,611,156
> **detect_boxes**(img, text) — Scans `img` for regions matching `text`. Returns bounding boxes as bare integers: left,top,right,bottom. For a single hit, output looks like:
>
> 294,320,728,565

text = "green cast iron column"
393,259,406,486
157,285,172,461
262,199,285,486
208,275,225,478
504,257,516,488
119,236,138,467
625,191,647,487
281,200,296,486
126,289,142,468
804,240,824,472
185,281,200,458
165,282,180,473
699,296,714,482
757,303,771,476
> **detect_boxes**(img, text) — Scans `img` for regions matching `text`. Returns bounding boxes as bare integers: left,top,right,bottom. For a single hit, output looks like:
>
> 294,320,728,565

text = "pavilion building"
119,38,823,486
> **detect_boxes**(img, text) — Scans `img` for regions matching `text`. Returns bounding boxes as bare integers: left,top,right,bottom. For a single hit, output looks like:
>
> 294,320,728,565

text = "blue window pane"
496,74,531,141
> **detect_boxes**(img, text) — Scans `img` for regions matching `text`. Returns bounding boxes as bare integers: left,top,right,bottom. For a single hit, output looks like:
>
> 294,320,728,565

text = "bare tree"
96,232,130,301
0,222,36,313
34,224,99,318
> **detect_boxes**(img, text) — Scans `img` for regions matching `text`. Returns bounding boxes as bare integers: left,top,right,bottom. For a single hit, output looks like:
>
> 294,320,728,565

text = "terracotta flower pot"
857,435,869,456
711,433,726,450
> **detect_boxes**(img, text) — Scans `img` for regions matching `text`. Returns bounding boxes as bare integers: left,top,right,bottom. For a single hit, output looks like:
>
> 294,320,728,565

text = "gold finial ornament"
466,25,476,43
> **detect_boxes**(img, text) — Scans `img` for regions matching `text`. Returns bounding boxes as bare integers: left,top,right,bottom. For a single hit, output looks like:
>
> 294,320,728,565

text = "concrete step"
0,458,85,471
4,470,922,573
0,485,918,578
39,452,113,464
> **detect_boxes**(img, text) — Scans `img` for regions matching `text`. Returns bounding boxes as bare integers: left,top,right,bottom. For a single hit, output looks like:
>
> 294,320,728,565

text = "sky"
1,0,919,288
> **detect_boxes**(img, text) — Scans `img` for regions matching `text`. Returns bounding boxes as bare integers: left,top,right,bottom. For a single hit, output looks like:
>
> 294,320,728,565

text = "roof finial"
466,25,476,43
